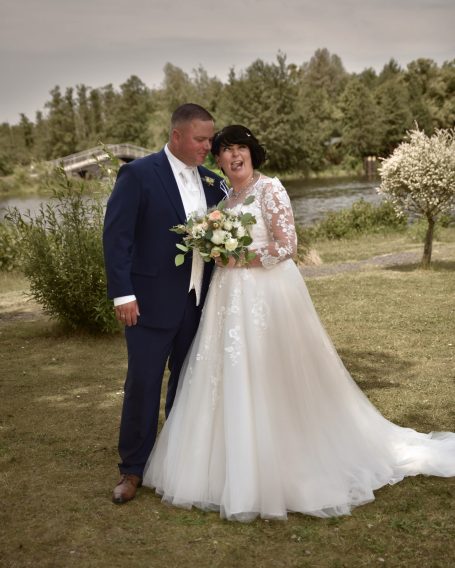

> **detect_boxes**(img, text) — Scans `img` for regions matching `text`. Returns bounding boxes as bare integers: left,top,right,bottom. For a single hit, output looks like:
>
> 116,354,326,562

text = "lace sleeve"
254,178,298,268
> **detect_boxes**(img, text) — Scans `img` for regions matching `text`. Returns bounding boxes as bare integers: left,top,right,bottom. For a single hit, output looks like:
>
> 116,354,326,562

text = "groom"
103,103,225,504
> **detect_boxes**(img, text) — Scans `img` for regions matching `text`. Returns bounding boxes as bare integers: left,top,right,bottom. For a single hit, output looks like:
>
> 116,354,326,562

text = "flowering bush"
171,196,257,266
379,127,455,267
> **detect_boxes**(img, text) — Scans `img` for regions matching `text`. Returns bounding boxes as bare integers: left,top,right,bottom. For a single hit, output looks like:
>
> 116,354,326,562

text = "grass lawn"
312,226,455,265
1,234,454,568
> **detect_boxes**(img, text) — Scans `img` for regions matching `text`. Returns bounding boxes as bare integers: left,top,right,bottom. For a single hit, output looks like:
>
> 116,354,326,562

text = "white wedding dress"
143,175,455,520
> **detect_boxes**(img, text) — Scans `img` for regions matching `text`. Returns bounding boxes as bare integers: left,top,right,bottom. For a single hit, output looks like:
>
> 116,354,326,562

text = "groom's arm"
103,163,142,302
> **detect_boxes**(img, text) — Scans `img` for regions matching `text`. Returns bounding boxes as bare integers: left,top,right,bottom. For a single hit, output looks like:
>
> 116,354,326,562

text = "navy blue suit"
103,149,225,476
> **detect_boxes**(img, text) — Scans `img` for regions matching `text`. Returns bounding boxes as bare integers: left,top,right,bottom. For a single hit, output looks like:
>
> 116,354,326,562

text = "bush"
6,166,119,333
295,224,322,265
0,221,22,271
439,212,455,228
304,198,408,241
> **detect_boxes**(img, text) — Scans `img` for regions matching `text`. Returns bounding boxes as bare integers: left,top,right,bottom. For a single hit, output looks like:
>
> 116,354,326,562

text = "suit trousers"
118,290,201,476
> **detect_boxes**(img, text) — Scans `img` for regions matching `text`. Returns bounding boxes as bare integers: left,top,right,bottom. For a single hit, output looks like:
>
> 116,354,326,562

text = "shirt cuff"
113,295,136,306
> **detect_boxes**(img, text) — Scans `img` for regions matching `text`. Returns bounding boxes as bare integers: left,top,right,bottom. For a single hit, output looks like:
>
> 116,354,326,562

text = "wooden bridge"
50,144,151,177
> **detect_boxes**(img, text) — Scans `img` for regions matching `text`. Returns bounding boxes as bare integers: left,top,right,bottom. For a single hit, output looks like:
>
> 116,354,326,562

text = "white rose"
225,237,238,251
211,229,227,245
191,223,206,237
236,226,246,238
222,220,233,231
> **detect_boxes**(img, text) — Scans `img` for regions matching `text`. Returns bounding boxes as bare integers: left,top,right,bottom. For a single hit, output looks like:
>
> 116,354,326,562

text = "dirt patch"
0,289,43,323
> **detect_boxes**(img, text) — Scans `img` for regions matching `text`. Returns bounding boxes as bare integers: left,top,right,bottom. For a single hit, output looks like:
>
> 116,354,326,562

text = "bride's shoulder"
256,174,286,194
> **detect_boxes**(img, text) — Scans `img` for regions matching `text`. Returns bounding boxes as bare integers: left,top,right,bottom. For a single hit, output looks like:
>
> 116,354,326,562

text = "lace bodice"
227,175,297,268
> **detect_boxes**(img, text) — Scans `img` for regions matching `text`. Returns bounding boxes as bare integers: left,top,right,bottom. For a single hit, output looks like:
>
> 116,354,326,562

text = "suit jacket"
103,149,225,328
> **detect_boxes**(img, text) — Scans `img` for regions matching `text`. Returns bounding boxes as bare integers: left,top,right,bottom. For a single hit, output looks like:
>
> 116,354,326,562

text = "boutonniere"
202,175,215,187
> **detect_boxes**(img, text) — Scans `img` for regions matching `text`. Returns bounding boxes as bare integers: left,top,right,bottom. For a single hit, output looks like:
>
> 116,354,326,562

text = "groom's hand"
115,301,140,326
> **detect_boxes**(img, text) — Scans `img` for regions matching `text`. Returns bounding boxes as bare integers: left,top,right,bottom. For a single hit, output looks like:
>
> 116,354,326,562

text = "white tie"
181,168,199,193
180,167,206,306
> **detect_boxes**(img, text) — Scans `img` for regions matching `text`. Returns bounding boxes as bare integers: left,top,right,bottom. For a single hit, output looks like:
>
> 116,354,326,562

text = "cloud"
1,0,454,122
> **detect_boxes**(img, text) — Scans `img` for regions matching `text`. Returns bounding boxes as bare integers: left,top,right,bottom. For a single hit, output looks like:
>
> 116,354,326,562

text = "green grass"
313,226,455,264
1,238,455,567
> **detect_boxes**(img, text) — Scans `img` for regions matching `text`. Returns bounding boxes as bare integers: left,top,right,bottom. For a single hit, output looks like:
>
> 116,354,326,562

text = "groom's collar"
164,144,196,177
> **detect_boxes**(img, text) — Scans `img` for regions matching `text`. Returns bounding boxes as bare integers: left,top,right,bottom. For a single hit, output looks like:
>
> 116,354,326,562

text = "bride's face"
216,143,253,181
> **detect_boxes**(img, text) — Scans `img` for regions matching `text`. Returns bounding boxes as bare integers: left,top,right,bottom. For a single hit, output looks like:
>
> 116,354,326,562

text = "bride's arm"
246,179,298,268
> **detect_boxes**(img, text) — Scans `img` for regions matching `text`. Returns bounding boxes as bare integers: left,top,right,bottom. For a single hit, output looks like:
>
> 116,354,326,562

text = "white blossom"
211,229,228,245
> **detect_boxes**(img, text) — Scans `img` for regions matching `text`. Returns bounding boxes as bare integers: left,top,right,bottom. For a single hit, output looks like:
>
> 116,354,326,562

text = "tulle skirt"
143,260,455,520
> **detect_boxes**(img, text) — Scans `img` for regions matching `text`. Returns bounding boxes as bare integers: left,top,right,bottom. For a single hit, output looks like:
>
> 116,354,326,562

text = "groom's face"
171,119,215,166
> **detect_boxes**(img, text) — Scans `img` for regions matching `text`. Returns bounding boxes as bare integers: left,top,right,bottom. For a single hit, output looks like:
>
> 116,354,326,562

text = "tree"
45,86,78,158
379,127,455,267
19,113,34,151
218,54,302,171
32,111,49,161
301,48,348,100
405,58,438,132
297,86,335,172
376,77,413,156
75,84,91,149
295,49,348,171
430,59,455,128
339,77,381,160
88,88,104,144
104,76,152,146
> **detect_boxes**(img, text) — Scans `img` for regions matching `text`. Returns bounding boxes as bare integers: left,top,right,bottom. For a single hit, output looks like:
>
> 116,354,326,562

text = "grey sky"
1,0,454,124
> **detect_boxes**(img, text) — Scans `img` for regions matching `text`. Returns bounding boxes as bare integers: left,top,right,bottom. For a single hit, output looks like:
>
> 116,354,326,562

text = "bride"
143,125,455,520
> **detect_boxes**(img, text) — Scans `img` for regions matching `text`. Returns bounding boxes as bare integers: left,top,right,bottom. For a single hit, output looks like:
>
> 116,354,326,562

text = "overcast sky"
1,0,454,124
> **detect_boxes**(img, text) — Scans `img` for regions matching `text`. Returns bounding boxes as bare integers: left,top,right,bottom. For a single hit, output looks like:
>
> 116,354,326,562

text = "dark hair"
211,125,267,169
171,103,214,127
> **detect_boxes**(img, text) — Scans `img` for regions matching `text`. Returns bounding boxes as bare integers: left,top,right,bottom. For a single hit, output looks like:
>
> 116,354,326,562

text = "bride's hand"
215,256,238,268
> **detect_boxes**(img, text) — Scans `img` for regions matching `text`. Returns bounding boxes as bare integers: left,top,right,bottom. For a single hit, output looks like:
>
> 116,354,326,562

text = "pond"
286,175,381,225
0,175,381,226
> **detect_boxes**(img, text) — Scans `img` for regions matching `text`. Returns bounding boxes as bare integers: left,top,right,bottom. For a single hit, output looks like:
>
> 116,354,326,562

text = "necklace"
231,172,258,196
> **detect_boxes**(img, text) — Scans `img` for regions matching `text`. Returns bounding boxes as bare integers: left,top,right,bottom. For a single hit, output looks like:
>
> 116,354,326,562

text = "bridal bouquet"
170,196,257,266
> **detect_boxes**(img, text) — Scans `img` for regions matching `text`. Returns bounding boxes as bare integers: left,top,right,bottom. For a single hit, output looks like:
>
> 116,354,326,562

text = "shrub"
304,198,407,241
295,224,321,265
0,221,22,271
379,127,455,267
6,166,119,333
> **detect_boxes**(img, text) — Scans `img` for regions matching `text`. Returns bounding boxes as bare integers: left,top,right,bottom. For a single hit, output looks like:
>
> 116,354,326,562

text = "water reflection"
286,176,381,225
1,176,381,226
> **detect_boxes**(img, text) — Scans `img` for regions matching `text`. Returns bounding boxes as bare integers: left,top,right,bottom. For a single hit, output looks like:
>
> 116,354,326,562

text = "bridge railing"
49,144,151,171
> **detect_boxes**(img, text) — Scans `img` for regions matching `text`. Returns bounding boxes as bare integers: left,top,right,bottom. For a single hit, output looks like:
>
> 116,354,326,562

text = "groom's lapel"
199,168,222,208
153,150,186,223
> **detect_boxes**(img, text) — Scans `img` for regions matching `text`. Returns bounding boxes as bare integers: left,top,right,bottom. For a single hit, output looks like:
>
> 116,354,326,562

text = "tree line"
1,49,454,175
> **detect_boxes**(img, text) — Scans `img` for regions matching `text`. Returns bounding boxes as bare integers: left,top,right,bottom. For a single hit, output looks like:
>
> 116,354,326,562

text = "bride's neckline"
228,172,262,201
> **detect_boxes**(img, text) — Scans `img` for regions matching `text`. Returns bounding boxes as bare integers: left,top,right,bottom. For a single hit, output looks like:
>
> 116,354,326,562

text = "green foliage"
295,223,313,263
340,77,381,158
217,53,303,172
376,77,413,156
0,221,22,271
6,167,119,333
2,52,455,177
44,86,78,159
304,199,407,241
406,217,446,243
103,76,153,146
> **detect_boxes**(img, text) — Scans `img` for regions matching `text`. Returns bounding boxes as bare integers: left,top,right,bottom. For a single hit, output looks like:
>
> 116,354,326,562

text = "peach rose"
208,210,222,221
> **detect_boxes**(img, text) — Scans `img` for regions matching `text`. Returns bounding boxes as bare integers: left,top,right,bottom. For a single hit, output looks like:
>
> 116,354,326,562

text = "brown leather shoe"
112,474,142,504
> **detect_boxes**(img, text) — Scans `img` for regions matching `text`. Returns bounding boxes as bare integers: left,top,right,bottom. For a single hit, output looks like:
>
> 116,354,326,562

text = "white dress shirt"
114,145,207,307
